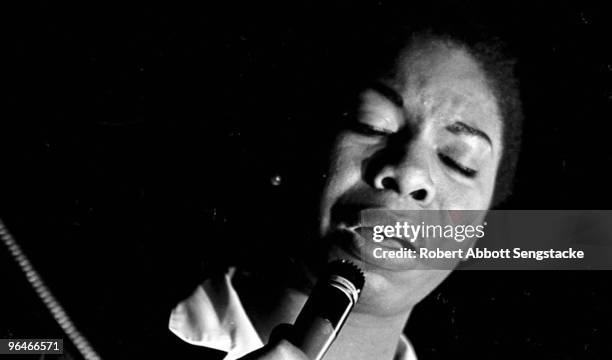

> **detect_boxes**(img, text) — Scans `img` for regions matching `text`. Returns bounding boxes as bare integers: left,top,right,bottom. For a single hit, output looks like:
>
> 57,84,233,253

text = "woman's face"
318,40,504,315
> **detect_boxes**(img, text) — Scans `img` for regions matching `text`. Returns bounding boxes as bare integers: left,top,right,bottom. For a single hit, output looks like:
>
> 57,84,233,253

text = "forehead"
379,40,502,145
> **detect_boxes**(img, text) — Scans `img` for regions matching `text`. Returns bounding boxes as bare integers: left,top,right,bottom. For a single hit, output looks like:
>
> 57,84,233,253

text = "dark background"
3,1,612,359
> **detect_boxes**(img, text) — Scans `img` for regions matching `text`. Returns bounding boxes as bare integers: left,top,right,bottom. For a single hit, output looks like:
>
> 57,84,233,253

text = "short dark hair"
308,4,523,207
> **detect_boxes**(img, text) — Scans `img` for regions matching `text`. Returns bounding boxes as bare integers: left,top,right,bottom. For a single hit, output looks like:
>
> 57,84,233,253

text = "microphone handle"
291,275,358,360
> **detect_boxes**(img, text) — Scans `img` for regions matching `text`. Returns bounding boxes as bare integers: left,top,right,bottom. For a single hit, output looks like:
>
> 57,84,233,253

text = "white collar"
169,269,417,360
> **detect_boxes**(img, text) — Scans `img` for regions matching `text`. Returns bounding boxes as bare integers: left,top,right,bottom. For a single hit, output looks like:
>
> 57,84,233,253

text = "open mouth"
335,224,418,251
327,225,422,271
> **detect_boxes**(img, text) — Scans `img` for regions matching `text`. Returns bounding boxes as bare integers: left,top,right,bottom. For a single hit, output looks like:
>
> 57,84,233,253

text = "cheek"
469,159,501,208
434,168,497,210
327,139,366,192
319,139,366,222
438,188,493,210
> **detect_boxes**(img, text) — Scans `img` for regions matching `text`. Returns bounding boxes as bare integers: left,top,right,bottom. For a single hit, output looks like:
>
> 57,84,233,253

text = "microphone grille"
327,259,365,292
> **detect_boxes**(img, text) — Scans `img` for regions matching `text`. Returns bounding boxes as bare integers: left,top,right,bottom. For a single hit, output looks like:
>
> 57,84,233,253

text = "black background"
3,1,612,359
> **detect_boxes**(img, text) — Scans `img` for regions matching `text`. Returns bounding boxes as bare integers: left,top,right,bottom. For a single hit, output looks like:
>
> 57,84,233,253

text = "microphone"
290,260,365,360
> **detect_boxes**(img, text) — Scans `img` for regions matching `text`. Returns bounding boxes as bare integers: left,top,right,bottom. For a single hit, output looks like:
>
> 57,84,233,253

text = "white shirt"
169,269,417,360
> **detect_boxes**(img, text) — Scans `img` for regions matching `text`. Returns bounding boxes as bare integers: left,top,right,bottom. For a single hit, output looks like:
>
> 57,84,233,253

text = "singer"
169,6,522,360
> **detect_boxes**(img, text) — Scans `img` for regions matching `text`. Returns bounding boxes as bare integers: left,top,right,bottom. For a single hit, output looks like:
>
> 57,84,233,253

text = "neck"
325,309,411,360
234,270,411,360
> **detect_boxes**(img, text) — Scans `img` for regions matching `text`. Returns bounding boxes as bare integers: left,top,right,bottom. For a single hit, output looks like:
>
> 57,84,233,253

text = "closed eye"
349,122,393,137
438,153,477,178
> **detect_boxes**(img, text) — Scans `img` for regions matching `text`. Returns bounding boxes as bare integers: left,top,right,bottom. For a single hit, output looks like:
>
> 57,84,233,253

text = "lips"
331,203,423,248
354,226,418,251
327,204,477,271
328,226,420,271
332,203,417,227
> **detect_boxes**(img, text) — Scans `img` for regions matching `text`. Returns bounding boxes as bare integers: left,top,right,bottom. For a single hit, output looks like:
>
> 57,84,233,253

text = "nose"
370,141,436,205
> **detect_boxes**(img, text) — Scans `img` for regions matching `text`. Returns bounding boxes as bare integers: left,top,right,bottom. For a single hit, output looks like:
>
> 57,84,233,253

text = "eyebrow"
446,121,493,146
368,81,493,146
369,81,405,108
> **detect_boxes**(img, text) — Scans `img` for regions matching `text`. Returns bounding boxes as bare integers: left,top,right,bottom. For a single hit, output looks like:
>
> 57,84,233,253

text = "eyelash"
349,122,392,137
350,122,478,179
438,153,478,178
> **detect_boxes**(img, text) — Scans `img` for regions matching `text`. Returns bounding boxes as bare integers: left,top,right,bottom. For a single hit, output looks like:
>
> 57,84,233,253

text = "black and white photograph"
3,1,612,359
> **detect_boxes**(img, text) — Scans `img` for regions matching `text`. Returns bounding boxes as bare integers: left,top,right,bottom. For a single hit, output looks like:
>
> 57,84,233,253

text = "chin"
358,266,452,316
324,243,448,316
